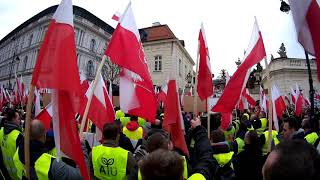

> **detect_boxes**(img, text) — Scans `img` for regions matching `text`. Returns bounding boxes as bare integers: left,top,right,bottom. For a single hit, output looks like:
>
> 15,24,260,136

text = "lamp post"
280,1,318,132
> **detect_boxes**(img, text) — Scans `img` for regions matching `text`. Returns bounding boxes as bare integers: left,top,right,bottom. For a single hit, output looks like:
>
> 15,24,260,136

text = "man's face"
283,122,294,140
13,112,21,125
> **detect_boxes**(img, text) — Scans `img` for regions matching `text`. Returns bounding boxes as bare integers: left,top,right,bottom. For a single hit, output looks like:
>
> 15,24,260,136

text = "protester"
0,108,23,180
14,120,86,179
123,115,144,149
233,130,264,180
302,118,319,145
283,117,304,140
263,140,320,180
90,122,137,179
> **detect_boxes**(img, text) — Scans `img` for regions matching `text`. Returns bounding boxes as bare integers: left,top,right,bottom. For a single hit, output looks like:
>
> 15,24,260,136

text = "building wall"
143,39,194,90
0,12,112,90
261,58,320,98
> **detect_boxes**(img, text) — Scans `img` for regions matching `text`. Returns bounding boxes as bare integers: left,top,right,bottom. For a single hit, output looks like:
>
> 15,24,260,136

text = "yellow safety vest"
0,127,22,180
34,153,54,180
137,117,146,127
116,110,125,120
305,132,319,145
47,147,57,157
256,118,268,135
13,148,25,179
123,126,143,140
138,155,188,180
92,145,128,180
120,117,131,127
235,137,245,154
213,152,234,168
188,173,206,180
224,127,235,143
262,130,279,155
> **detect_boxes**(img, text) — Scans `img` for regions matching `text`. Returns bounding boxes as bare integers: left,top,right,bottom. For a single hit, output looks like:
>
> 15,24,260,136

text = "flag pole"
263,57,273,153
193,45,200,118
207,97,211,138
79,55,107,137
24,84,35,179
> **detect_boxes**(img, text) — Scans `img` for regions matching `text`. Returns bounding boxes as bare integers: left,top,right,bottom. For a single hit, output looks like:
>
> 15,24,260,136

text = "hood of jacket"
3,121,22,135
126,121,140,131
211,141,231,154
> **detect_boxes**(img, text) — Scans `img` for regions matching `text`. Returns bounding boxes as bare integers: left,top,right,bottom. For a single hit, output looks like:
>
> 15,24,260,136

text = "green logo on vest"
100,158,117,176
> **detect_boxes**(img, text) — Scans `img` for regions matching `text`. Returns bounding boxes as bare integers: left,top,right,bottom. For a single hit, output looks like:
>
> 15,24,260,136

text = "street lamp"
279,1,318,133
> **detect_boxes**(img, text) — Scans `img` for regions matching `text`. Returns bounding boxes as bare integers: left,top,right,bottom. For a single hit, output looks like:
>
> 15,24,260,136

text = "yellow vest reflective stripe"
0,127,21,180
137,117,146,127
188,173,206,180
123,126,143,140
13,148,25,179
213,152,234,167
35,153,54,180
116,110,125,120
92,145,128,180
235,137,245,154
262,130,279,155
138,155,188,180
120,117,130,127
47,147,57,157
305,132,319,145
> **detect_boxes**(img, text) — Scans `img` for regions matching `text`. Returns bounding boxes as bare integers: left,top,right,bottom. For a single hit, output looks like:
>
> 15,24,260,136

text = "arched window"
28,34,33,46
90,39,96,52
87,60,94,76
23,56,28,70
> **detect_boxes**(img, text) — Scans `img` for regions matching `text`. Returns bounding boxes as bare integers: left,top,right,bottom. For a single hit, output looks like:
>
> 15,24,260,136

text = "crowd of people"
1,104,320,180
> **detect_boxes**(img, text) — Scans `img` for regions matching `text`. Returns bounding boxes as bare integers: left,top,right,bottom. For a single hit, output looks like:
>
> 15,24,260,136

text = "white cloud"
0,0,305,76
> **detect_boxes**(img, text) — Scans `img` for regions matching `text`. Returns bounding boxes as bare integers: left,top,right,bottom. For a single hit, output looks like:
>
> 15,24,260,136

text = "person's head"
30,120,46,143
210,129,225,143
244,130,260,148
301,118,311,132
259,111,267,118
103,122,120,141
147,132,172,152
263,140,320,180
140,149,184,180
252,119,262,130
131,115,138,122
283,117,299,140
6,108,20,125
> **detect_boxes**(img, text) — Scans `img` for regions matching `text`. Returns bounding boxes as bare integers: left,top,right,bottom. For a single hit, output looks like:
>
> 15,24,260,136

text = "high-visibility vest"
138,155,188,180
123,126,143,140
256,118,268,135
224,127,235,143
0,127,22,180
137,117,146,127
235,137,245,154
188,173,206,180
213,152,234,168
120,117,131,127
243,113,250,120
116,110,125,120
13,149,54,180
92,145,128,180
13,148,25,179
262,130,279,155
34,153,54,180
47,147,57,156
305,132,319,145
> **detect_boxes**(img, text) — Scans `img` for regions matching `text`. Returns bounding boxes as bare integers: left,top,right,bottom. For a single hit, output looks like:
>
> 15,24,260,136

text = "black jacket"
187,125,218,179
119,132,135,153
233,145,264,180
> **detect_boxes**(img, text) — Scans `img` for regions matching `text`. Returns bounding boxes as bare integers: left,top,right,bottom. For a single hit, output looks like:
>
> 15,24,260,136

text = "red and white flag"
288,0,320,80
105,2,157,122
197,24,213,100
112,11,121,21
34,88,41,116
213,18,266,115
35,103,53,131
180,88,185,107
163,79,189,156
30,0,89,178
80,74,115,131
243,88,256,107
271,85,286,131
260,86,269,115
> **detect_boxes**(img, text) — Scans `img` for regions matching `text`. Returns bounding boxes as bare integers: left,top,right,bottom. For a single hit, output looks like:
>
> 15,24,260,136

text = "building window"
28,34,33,46
87,60,94,76
179,59,182,76
23,56,28,70
154,55,162,71
90,39,96,52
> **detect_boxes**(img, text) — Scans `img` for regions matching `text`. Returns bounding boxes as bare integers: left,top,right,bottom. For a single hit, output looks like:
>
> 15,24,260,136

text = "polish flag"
197,24,213,100
163,79,189,156
243,88,256,107
80,74,115,131
35,103,53,131
284,95,291,105
105,2,157,122
221,112,232,130
271,85,286,131
112,11,121,21
291,88,297,104
213,17,266,117
295,94,304,117
158,83,168,104
288,0,320,80
30,0,89,178
260,86,269,114
34,88,41,116
180,88,185,107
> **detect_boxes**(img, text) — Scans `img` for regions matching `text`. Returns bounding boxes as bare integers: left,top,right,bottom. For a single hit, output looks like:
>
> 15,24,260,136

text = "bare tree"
102,58,120,84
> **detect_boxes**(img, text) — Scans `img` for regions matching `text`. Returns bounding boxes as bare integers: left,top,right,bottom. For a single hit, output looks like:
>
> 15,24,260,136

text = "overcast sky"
0,0,306,77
